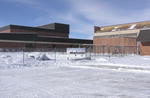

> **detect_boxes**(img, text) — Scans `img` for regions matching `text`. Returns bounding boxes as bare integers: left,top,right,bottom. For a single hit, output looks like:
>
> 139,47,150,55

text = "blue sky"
0,0,150,39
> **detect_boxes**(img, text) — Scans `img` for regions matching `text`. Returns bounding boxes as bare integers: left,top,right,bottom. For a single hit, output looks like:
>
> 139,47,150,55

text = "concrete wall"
94,29,139,37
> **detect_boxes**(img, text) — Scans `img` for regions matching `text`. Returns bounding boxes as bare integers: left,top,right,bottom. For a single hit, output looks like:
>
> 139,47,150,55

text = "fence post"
90,46,92,59
137,42,140,55
55,47,56,63
23,48,25,65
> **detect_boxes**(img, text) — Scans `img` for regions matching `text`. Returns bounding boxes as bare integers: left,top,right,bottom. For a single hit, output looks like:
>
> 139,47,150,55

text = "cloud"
0,21,7,27
35,0,150,39
69,0,118,23
33,12,94,39
3,0,47,12
68,0,150,25
3,0,36,5
136,8,150,20
2,0,150,39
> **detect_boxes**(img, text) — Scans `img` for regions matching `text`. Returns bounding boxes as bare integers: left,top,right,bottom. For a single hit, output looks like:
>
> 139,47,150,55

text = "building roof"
137,29,150,42
0,23,69,34
95,20,150,33
37,23,69,33
38,23,69,29
0,24,54,32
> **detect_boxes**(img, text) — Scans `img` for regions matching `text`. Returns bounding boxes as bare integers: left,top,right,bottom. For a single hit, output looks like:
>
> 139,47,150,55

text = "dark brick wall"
0,28,69,38
10,29,69,38
0,42,25,48
0,42,82,49
0,29,11,33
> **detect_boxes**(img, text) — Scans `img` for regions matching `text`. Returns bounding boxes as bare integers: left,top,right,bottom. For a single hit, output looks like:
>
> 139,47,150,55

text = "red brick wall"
94,37,137,46
139,42,150,55
93,37,137,54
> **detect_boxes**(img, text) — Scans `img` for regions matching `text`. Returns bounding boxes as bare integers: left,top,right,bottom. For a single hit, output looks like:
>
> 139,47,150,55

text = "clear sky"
0,0,150,39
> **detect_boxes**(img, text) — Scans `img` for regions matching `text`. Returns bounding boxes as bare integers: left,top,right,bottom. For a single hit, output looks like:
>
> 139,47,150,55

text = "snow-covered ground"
0,52,150,72
0,52,150,98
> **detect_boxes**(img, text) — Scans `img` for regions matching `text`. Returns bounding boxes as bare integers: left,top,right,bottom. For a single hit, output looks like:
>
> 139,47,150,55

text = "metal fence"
92,45,138,56
0,45,138,67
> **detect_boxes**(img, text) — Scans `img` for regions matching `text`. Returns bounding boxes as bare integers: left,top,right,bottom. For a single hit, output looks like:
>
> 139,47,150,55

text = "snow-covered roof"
128,24,137,29
95,21,150,33
111,27,119,32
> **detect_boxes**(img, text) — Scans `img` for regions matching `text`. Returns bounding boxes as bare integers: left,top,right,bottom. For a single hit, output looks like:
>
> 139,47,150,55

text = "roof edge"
95,20,150,28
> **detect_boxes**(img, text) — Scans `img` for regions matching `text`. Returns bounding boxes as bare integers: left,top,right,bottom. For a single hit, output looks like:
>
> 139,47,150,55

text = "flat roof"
0,23,70,34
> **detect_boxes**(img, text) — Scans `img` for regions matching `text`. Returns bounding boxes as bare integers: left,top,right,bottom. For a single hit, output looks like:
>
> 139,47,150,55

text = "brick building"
93,21,150,55
0,23,92,50
137,29,150,55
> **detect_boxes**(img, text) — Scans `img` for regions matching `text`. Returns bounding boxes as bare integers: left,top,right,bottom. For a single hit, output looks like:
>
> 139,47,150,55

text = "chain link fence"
0,45,138,67
92,45,138,56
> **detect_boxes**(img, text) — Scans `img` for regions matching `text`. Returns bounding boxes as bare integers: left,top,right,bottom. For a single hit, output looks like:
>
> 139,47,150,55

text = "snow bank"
0,52,150,72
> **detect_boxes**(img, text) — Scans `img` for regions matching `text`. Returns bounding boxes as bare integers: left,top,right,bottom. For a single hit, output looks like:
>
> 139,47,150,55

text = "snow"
0,52,150,98
100,28,104,30
0,52,150,72
67,48,86,53
128,24,137,29
111,27,118,31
